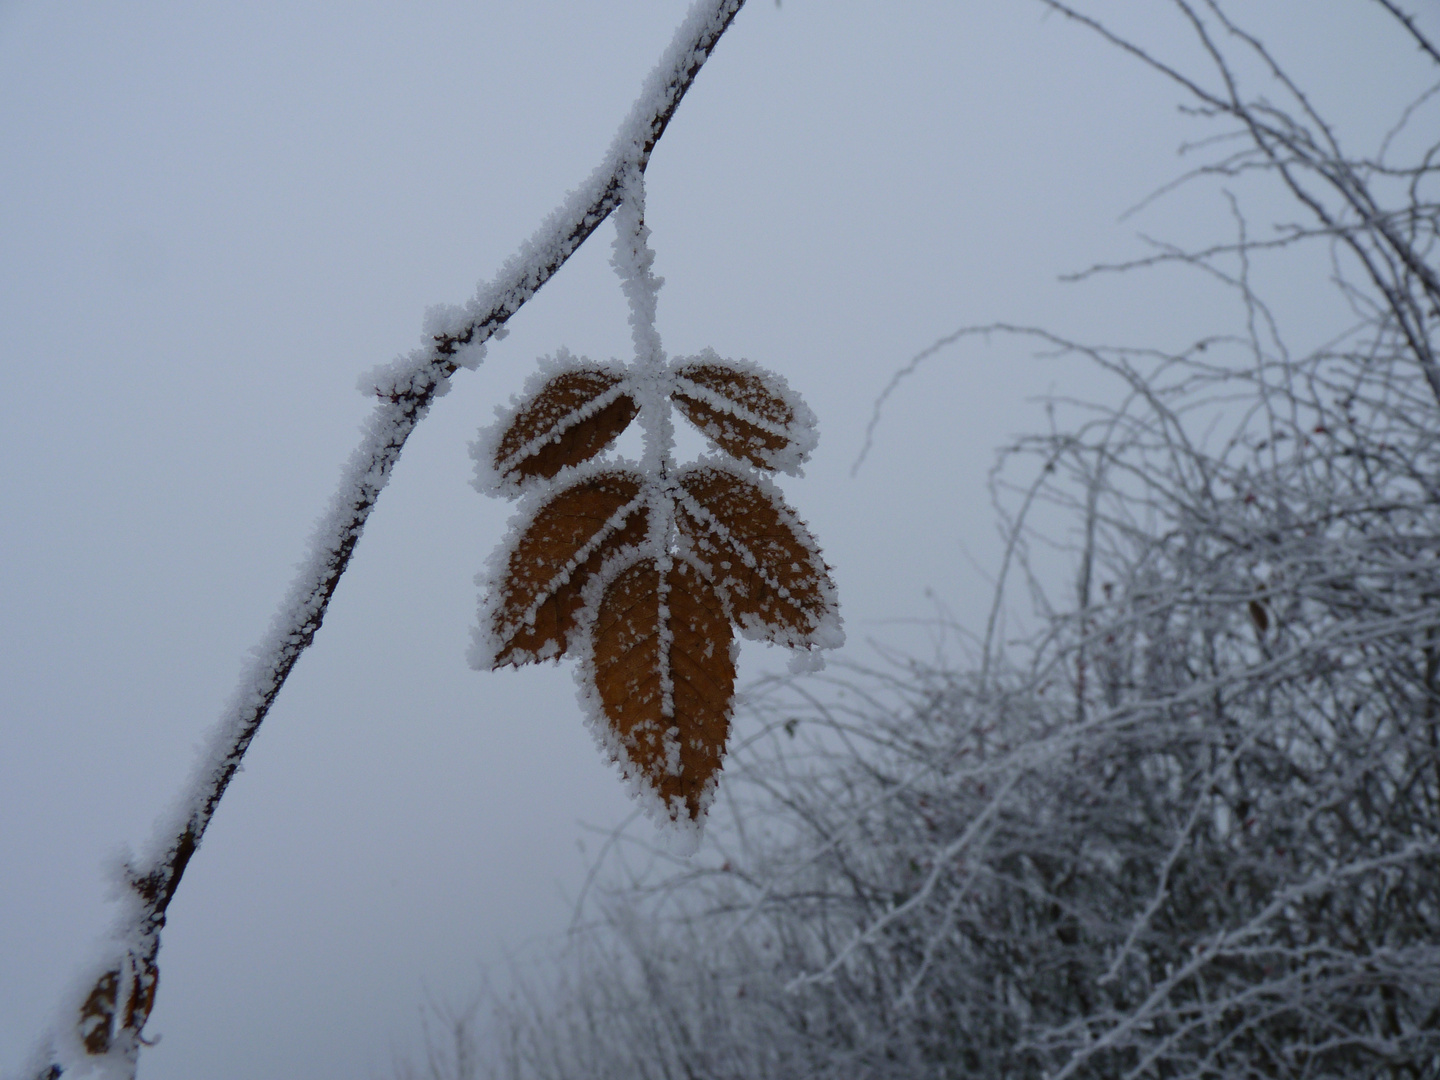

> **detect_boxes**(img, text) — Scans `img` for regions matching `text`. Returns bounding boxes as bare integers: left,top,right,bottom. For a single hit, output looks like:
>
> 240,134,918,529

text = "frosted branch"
33,2,746,1076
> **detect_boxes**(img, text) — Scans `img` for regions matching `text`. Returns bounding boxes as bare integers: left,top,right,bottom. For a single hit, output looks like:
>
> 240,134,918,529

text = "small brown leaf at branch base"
672,359,808,471
489,471,647,667
494,369,637,485
677,466,837,647
592,557,735,821
79,969,119,1055
124,956,159,1035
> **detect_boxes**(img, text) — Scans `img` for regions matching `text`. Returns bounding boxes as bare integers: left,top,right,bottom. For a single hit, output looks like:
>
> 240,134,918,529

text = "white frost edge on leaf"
787,648,828,674
671,349,819,475
469,460,648,669
674,457,846,655
470,349,634,499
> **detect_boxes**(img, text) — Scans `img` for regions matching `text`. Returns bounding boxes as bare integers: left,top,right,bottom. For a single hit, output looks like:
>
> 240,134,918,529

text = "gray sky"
1,2,1427,1077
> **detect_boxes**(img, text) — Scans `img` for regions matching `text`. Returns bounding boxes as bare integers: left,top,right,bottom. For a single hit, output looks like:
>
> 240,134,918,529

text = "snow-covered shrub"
463,3,1440,1077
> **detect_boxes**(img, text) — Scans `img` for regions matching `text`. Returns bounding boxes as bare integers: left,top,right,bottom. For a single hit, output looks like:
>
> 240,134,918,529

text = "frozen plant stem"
613,165,678,562
612,168,680,721
31,2,746,1077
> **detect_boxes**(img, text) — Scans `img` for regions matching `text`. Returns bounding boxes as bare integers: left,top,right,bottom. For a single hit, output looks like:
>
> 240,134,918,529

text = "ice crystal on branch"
472,176,841,839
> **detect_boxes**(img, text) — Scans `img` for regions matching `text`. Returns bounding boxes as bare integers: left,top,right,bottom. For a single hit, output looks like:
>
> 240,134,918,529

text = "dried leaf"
672,356,815,473
591,556,735,821
79,969,119,1055
123,956,159,1034
676,465,838,648
488,471,648,667
493,368,637,486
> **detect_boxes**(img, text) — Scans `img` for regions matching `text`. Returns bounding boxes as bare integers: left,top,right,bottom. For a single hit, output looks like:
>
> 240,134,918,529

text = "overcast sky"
1,2,1430,1077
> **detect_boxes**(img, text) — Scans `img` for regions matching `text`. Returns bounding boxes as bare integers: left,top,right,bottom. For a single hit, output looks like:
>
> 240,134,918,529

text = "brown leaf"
487,470,648,667
591,556,735,821
493,367,637,486
123,955,159,1035
672,356,814,472
676,465,839,648
80,969,119,1054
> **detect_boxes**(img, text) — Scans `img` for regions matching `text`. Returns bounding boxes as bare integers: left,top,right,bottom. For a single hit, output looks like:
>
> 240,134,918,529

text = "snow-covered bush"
458,3,1440,1077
